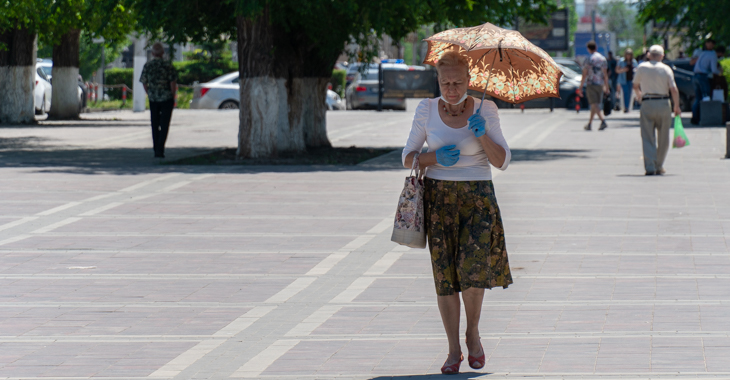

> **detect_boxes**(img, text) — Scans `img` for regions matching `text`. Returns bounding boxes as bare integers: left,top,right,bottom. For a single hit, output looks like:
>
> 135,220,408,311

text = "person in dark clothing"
691,40,721,124
607,51,618,109
139,42,178,158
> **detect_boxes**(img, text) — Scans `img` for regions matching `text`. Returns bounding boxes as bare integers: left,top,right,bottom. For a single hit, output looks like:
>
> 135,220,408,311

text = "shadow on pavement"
0,136,58,149
0,145,590,175
606,115,727,129
511,148,591,162
359,148,593,169
369,373,488,380
2,121,150,129
0,143,409,175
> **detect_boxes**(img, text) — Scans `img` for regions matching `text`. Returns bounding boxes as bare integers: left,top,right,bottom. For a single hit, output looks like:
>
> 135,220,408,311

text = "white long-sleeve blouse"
401,97,511,181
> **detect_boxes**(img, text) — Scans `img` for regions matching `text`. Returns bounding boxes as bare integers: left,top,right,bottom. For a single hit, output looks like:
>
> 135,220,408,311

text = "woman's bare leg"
462,287,485,357
437,294,462,363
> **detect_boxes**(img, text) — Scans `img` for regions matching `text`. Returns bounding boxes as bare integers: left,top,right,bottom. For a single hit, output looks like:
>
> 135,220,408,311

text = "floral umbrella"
424,22,563,105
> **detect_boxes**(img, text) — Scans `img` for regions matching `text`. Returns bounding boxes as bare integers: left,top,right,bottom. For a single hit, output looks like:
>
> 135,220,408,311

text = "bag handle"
409,153,421,178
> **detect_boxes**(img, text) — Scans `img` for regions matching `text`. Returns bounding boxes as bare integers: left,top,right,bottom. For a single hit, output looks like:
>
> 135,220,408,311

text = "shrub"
174,60,238,85
331,69,346,97
104,68,134,100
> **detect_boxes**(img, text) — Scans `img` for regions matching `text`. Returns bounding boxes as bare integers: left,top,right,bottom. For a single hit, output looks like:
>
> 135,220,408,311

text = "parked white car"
189,72,240,109
191,71,342,111
37,60,53,80
36,60,86,113
34,66,52,115
326,89,345,110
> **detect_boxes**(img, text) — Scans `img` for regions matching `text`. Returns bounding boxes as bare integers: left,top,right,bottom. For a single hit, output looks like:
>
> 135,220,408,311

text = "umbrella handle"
477,39,503,115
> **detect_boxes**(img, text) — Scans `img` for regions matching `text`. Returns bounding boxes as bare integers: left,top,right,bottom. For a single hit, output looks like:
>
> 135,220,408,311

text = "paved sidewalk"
0,104,729,379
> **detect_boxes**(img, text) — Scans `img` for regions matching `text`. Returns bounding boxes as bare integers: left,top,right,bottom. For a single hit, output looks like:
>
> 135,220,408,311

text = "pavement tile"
1,107,729,378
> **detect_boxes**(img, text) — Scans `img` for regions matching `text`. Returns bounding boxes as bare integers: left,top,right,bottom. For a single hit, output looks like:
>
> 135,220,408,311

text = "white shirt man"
632,45,681,176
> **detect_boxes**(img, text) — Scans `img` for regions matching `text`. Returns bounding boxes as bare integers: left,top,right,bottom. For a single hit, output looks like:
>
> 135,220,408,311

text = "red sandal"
467,341,485,370
440,353,463,375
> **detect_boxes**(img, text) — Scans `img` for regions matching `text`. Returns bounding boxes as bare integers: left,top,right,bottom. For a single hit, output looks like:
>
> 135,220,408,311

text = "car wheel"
219,100,239,109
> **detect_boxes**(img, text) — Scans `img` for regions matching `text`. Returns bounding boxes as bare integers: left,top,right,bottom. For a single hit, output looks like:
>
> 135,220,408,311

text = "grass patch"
176,87,193,109
166,146,395,166
87,99,134,109
88,88,192,110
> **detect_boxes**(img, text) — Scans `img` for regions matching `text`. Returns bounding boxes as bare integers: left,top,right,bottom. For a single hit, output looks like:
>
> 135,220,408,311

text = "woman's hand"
435,145,460,167
467,114,489,137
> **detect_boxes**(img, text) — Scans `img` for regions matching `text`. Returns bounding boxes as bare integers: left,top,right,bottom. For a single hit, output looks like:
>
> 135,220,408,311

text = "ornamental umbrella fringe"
424,23,564,104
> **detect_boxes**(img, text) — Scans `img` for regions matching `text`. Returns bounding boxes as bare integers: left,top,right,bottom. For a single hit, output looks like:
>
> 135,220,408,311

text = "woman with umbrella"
401,23,562,374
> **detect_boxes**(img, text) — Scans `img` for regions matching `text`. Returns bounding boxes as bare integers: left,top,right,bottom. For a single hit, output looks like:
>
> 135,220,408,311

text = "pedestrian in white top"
401,50,512,375
632,45,681,176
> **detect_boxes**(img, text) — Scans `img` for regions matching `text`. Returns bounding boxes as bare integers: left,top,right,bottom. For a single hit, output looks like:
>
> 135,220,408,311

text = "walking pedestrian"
691,39,719,125
577,41,610,130
607,51,618,109
616,48,638,113
139,42,178,158
401,51,512,375
632,45,681,176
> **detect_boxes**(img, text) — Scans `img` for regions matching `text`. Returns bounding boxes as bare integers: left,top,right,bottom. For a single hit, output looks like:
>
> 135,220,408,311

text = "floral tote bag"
391,154,426,248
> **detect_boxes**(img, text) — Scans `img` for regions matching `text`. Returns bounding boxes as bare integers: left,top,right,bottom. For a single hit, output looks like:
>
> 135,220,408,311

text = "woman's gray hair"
436,50,470,77
151,42,165,57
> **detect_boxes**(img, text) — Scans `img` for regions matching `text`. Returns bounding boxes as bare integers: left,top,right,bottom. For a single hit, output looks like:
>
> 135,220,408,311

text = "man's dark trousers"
691,73,711,124
149,99,174,157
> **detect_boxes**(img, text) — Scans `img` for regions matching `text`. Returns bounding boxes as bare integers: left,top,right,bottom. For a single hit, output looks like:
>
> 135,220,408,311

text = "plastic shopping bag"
673,116,689,148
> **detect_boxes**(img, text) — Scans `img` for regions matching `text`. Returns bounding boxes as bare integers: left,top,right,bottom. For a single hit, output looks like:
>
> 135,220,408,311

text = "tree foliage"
0,0,135,47
131,0,236,51
638,0,730,50
599,0,645,54
131,0,558,71
266,0,559,71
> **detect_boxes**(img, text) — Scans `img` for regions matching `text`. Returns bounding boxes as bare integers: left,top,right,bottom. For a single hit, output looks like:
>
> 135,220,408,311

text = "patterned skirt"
424,178,513,296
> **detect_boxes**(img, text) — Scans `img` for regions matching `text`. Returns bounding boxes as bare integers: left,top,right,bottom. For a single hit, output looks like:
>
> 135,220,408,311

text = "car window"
36,67,49,81
232,76,240,84
361,66,410,81
40,66,52,77
348,63,375,75
363,70,379,80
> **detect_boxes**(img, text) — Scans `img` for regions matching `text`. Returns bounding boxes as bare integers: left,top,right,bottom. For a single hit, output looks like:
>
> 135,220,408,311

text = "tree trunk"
289,77,331,149
237,10,293,158
273,32,334,150
49,29,81,120
0,27,37,125
277,78,306,153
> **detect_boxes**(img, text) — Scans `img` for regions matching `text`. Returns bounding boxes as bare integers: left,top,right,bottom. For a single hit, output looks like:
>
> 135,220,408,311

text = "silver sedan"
345,64,407,110
189,72,241,109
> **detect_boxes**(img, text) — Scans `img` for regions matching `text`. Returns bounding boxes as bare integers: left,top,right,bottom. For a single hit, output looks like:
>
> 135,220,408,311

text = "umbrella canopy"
424,23,563,104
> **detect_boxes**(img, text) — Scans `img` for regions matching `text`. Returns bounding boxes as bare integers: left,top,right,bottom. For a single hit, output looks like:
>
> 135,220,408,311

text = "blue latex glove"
468,113,489,138
435,145,460,167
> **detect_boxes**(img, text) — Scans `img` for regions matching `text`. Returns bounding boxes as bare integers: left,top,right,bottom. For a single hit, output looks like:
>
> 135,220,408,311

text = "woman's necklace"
442,100,467,117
